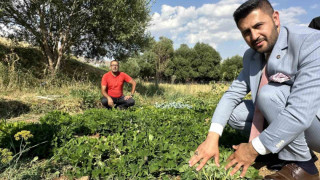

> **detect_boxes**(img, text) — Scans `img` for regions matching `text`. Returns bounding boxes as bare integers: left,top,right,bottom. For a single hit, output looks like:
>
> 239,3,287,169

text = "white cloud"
148,0,244,50
278,7,307,26
310,4,319,9
148,0,309,59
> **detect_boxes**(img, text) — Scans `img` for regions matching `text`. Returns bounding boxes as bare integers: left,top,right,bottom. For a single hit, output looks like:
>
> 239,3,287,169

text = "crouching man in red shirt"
101,60,136,109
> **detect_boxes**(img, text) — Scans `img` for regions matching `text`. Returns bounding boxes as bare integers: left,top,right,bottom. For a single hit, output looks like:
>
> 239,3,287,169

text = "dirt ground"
258,152,320,177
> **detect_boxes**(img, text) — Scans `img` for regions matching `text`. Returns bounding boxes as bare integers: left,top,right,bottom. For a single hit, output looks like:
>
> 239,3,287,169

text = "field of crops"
0,86,262,179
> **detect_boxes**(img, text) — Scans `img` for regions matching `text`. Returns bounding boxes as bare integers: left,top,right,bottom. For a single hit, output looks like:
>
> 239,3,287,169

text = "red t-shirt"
101,72,132,98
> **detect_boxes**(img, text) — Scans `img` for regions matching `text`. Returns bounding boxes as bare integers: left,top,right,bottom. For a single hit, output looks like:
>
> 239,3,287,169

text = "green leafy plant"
0,148,13,165
0,88,261,179
70,89,100,109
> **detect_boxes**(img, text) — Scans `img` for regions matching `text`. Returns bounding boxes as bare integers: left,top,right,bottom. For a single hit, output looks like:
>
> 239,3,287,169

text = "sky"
148,0,320,60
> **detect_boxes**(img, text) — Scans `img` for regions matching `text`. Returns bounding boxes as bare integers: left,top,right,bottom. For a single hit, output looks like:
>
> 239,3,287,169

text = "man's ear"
273,11,280,28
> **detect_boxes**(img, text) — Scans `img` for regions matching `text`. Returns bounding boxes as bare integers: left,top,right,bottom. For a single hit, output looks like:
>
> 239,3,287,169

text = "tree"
152,37,173,86
165,44,196,82
137,51,156,80
193,42,221,81
220,55,243,81
120,57,140,78
0,0,151,76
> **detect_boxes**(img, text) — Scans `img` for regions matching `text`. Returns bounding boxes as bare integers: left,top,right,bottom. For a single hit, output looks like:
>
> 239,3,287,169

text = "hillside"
0,38,107,121
0,37,106,87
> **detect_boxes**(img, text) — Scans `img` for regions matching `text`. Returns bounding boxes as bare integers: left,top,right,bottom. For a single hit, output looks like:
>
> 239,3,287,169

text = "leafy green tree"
165,44,196,82
152,37,174,86
120,57,140,78
0,0,151,76
137,51,156,80
193,42,222,81
220,55,243,81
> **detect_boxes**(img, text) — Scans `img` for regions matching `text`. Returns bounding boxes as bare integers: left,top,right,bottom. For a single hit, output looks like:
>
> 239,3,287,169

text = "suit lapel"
267,27,289,76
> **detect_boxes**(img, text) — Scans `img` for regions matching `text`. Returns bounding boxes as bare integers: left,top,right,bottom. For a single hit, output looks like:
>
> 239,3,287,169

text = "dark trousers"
101,96,135,109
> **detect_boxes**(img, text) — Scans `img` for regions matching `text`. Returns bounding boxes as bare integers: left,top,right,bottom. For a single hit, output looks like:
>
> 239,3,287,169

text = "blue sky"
148,0,320,60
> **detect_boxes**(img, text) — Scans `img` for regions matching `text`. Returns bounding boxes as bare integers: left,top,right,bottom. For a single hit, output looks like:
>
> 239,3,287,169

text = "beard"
253,24,279,54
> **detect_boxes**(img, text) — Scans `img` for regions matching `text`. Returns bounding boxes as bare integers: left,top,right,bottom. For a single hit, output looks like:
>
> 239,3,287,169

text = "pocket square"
269,73,291,83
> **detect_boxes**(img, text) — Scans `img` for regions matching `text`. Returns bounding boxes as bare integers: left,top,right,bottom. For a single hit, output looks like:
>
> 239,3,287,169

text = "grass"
1,38,261,179
157,82,228,95
0,80,232,179
0,37,30,48
1,80,239,178
2,79,230,121
1,82,103,122
130,81,230,106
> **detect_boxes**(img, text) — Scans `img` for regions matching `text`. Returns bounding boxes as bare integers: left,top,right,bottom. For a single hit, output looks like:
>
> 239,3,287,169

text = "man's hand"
107,97,115,108
225,142,259,178
189,132,220,171
124,95,132,100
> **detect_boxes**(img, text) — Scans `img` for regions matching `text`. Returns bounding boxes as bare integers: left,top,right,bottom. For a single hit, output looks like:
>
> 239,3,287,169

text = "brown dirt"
258,152,320,177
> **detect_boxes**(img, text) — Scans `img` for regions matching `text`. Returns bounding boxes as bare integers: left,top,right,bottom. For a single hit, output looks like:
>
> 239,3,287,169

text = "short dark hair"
233,0,274,26
110,60,119,65
309,17,320,30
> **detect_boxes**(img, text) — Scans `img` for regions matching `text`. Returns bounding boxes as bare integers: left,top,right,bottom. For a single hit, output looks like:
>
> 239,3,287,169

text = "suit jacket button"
276,55,281,59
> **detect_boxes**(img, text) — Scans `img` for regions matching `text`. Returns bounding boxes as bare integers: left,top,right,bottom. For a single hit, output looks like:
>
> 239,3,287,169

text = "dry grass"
1,80,97,100
0,80,102,123
0,37,14,46
141,82,229,96
0,37,31,48
2,81,227,122
160,83,213,95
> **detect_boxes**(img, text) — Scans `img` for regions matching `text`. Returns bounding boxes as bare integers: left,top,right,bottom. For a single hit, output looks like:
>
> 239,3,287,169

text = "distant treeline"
117,37,243,83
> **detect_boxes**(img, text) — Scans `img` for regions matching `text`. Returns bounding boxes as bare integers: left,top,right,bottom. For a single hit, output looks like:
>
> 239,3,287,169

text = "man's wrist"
249,141,259,156
206,132,220,144
130,94,134,97
252,137,271,155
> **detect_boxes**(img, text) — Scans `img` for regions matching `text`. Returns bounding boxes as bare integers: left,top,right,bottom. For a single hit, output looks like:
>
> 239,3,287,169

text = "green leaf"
148,134,154,141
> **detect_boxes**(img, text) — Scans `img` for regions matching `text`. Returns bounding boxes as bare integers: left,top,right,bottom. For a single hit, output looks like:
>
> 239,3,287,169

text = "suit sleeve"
210,50,252,131
259,32,320,153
